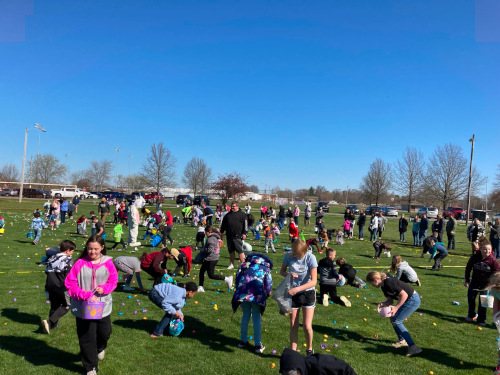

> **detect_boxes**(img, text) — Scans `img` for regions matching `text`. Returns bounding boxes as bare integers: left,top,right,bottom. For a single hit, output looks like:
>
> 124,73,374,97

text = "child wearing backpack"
41,240,76,334
232,253,273,353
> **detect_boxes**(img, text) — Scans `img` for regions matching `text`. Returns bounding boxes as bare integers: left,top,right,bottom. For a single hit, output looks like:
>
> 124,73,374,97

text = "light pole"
465,134,475,226
34,123,46,156
19,128,28,203
128,154,133,191
346,185,349,205
115,148,120,188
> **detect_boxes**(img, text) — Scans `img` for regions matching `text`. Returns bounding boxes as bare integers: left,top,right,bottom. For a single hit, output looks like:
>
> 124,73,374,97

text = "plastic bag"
193,252,204,264
272,273,293,316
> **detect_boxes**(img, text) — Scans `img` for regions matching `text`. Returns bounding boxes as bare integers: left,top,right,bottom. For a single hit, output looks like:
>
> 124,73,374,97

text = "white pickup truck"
50,187,87,199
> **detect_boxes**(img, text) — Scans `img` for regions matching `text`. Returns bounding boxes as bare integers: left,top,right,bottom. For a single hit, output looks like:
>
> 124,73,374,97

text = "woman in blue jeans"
148,280,197,337
366,271,422,357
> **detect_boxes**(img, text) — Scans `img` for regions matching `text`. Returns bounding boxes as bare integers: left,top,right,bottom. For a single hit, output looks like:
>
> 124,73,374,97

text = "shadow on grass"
420,272,463,280
1,308,41,325
417,308,470,324
0,335,81,373
115,316,241,353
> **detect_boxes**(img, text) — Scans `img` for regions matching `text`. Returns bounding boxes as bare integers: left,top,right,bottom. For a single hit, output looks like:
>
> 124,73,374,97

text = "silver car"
427,207,439,219
386,207,398,217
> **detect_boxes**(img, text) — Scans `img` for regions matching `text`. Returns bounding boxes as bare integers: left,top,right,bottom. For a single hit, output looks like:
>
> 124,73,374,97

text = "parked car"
101,191,125,200
493,213,500,221
90,191,103,198
386,207,398,217
468,210,490,221
345,205,359,214
176,195,193,204
365,206,382,215
193,195,210,206
23,188,50,198
380,207,388,215
315,201,330,212
418,206,439,219
85,192,100,199
443,206,465,219
0,188,13,196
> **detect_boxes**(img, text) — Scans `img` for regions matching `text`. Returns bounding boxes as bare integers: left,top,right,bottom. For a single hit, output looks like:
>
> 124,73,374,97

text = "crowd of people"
13,197,500,374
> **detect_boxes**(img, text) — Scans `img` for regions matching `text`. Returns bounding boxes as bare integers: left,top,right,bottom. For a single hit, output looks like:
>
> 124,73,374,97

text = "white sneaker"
225,276,233,290
197,286,205,292
87,370,97,375
227,264,234,270
97,350,105,360
322,294,329,307
122,285,134,291
340,296,351,307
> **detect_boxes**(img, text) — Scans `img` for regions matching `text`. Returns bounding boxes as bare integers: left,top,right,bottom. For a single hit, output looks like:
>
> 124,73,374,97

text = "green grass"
0,198,496,374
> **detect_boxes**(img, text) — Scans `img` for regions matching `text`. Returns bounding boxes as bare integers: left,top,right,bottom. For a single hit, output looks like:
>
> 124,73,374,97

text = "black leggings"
76,315,112,372
161,225,173,245
199,260,224,287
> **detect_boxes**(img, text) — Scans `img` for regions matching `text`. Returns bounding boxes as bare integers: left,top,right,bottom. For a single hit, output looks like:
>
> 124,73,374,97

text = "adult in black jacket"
433,215,445,243
357,210,366,240
398,214,409,242
220,201,248,270
278,205,286,230
279,347,357,375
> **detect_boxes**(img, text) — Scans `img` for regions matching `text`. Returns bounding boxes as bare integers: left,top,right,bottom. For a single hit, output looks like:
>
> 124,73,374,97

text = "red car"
443,207,464,219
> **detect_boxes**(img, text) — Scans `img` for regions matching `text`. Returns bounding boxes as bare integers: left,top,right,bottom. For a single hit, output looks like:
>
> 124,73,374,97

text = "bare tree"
70,170,94,190
86,160,114,191
182,157,213,197
141,143,176,193
424,143,484,210
248,184,260,193
359,158,392,206
393,147,425,212
0,163,20,181
124,174,150,192
211,172,248,206
31,154,68,184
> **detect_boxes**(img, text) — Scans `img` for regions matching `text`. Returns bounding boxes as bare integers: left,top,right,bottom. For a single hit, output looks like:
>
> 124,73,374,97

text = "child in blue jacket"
149,281,197,337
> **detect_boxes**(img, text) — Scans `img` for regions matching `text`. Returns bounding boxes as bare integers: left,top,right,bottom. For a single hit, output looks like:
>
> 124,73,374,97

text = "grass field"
0,198,497,375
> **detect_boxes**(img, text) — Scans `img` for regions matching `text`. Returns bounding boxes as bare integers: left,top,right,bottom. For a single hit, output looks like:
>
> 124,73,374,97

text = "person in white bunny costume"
127,196,145,247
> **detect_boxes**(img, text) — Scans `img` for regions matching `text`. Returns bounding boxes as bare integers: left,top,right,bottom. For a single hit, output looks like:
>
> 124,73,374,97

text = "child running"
30,211,47,245
197,225,233,292
232,252,273,353
149,281,197,337
366,271,422,357
111,220,127,250
41,240,76,334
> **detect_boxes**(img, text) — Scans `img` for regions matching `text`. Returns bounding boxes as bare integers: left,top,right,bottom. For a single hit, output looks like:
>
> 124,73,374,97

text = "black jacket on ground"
280,347,357,375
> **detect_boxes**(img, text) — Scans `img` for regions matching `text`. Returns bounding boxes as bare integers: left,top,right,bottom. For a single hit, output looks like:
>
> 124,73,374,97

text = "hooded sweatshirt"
65,255,118,318
394,261,418,283
152,282,187,315
201,232,221,262
165,211,173,226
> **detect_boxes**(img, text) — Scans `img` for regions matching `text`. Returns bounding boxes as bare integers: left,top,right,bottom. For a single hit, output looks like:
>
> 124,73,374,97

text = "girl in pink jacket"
65,235,118,375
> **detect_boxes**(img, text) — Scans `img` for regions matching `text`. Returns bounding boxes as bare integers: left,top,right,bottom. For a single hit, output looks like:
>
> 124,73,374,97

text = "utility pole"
19,128,28,203
465,134,475,226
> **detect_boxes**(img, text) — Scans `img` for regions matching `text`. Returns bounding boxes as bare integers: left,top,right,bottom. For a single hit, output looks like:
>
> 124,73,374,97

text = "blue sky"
0,0,499,193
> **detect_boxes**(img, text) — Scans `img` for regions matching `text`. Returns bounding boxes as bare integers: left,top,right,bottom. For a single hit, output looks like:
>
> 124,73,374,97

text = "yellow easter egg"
270,363,276,369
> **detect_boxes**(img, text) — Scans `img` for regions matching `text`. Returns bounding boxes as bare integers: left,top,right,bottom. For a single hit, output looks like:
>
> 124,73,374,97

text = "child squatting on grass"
149,280,197,337
366,271,422,357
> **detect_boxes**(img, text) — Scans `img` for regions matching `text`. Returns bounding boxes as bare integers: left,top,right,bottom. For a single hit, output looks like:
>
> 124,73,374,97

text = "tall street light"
465,134,475,226
34,123,46,156
115,148,120,189
19,127,29,203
